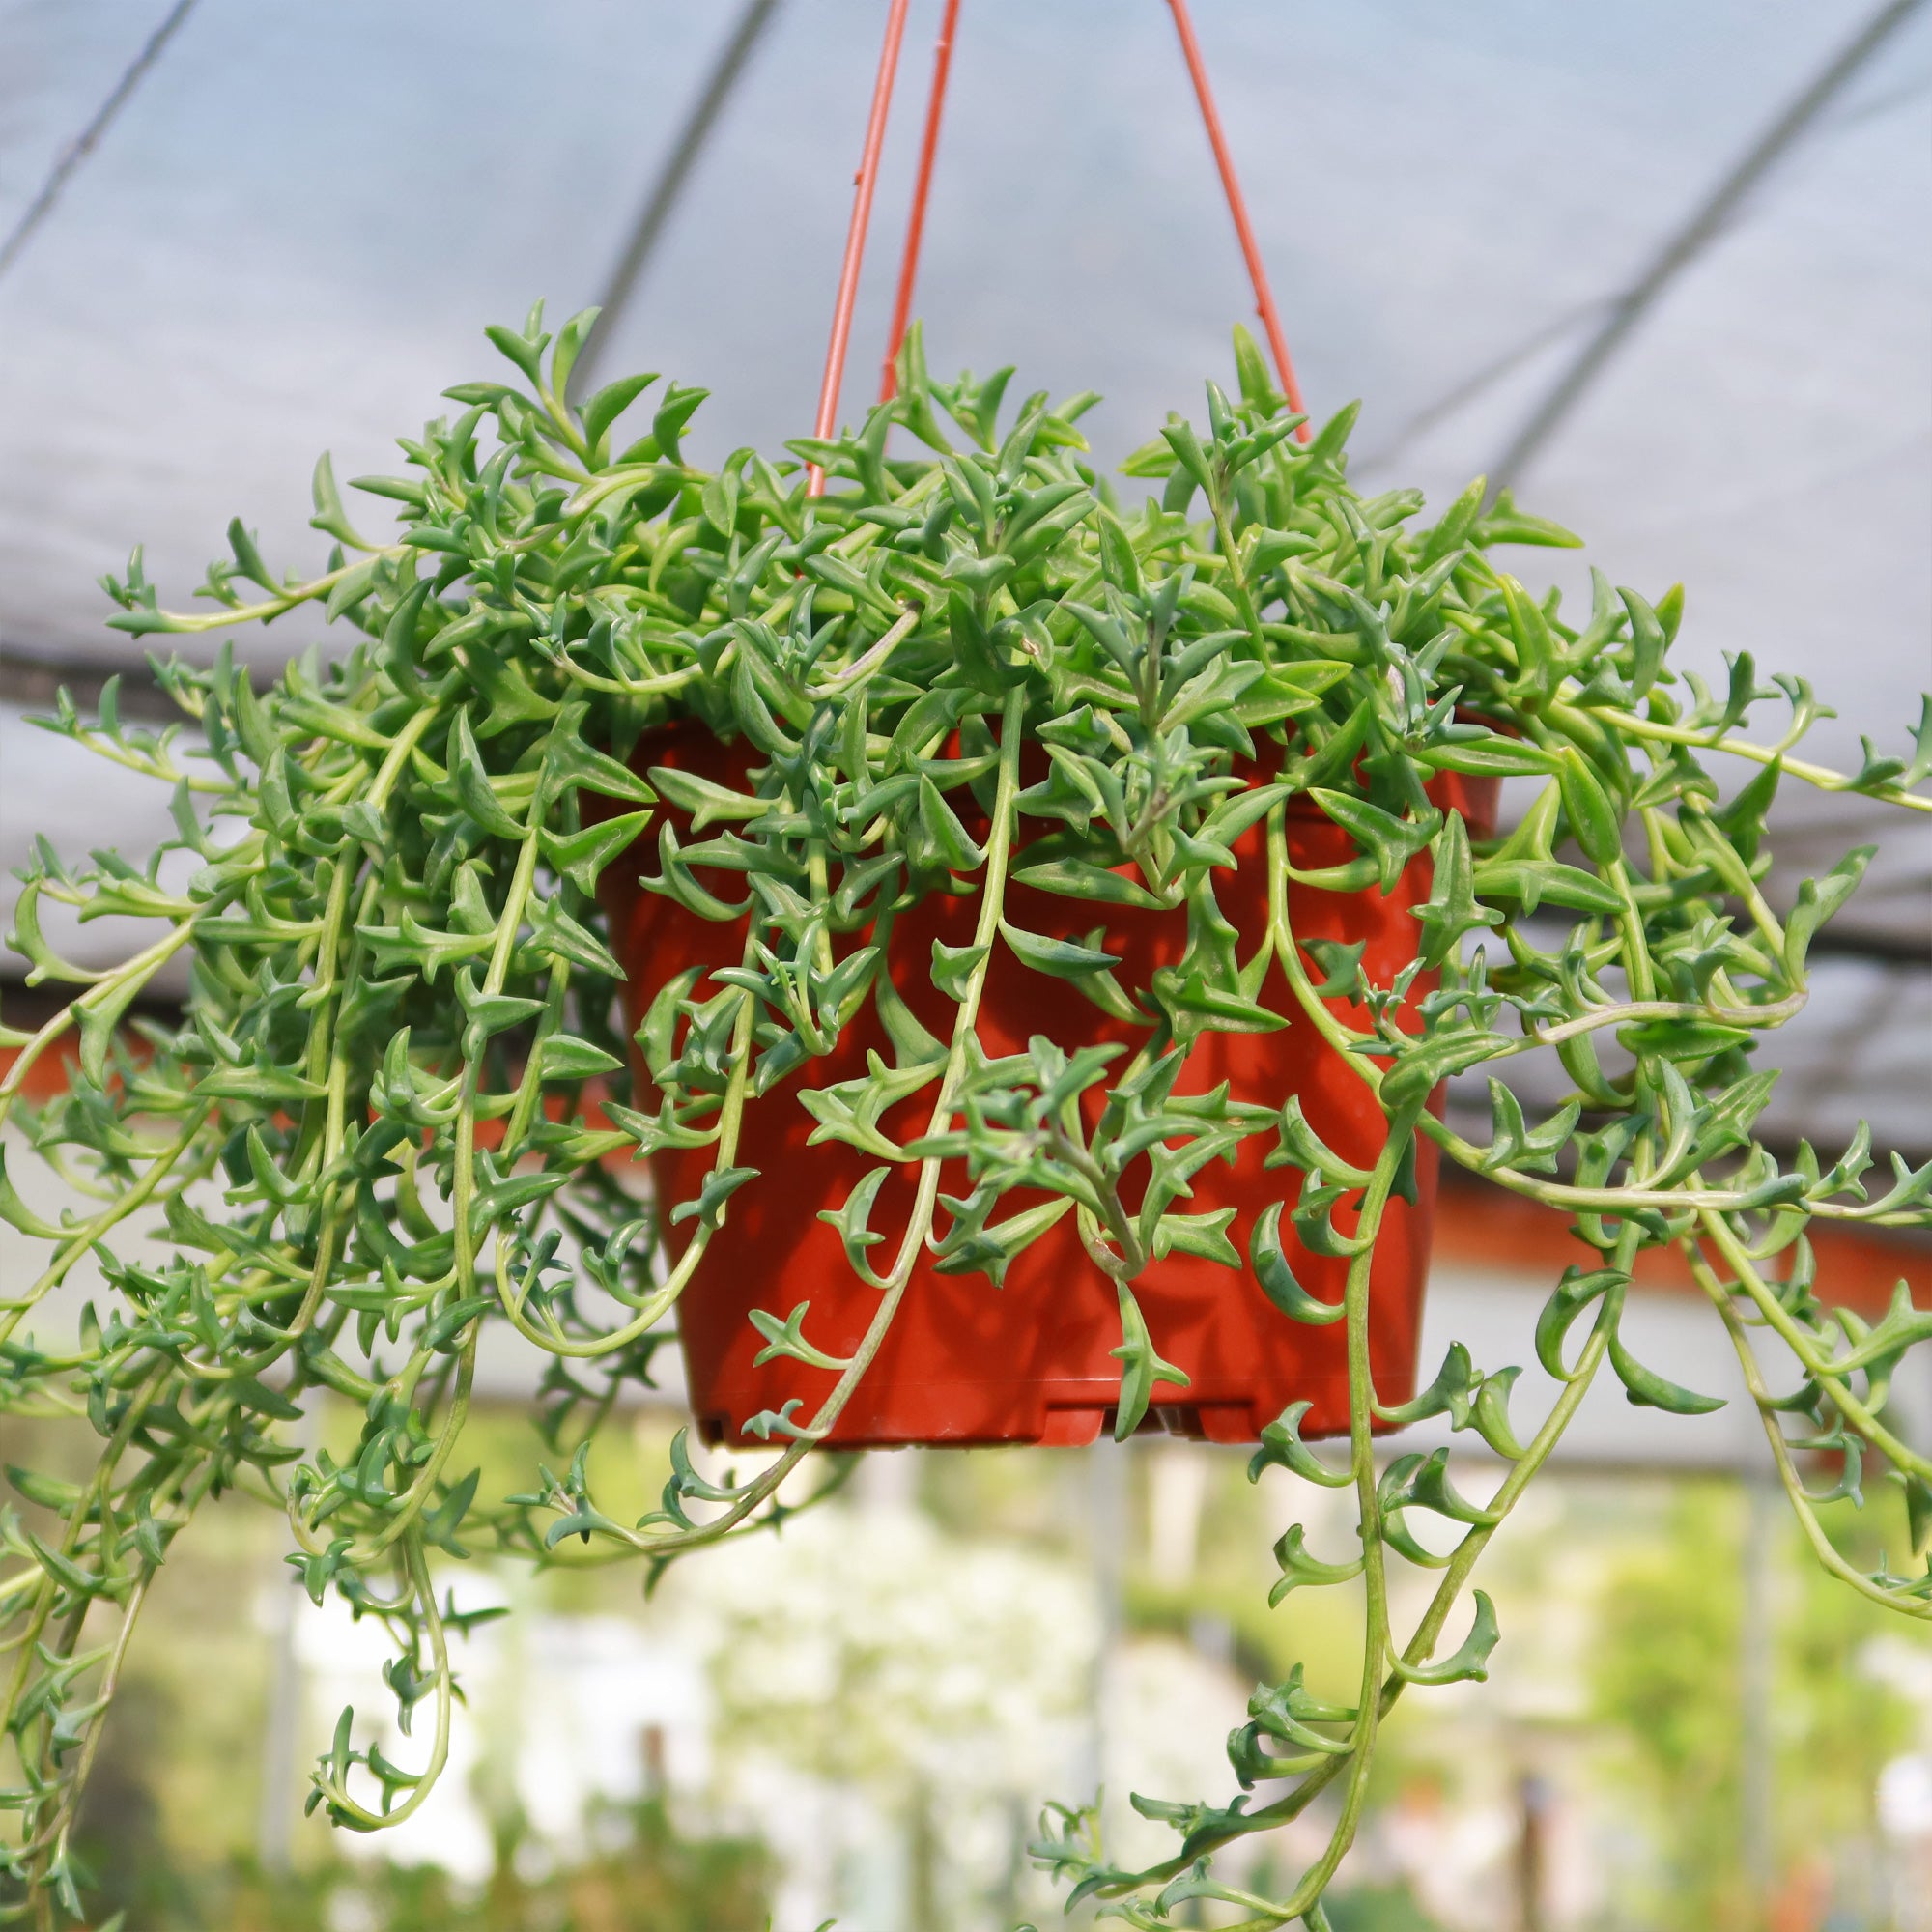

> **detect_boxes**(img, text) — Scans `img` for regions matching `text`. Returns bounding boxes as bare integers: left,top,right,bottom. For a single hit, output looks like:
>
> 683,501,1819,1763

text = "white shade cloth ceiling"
0,0,1927,1151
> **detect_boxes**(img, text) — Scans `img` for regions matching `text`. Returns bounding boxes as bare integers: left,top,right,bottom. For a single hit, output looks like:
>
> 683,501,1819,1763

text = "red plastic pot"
597,726,1495,1448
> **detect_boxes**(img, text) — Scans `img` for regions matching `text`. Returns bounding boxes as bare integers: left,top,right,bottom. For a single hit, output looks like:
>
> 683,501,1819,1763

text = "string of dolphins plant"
0,304,1928,1925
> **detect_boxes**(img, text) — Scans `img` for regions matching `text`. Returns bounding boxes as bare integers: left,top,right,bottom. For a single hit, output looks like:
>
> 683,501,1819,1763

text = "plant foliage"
1,303,1928,1924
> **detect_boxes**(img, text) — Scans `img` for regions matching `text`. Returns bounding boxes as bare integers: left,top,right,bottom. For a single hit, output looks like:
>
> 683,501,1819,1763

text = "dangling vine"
0,304,1926,1924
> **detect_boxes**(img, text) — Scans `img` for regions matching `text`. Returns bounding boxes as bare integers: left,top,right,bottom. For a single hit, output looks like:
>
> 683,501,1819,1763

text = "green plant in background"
1320,1886,1446,1932
67,1796,773,1932
1,303,1928,1926
1592,1484,1752,1929
1589,1481,1914,1929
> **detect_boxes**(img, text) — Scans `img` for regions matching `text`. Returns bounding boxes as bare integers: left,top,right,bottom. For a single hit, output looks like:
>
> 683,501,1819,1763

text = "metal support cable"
0,0,200,284
1357,299,1606,473
0,646,179,720
1486,0,1929,499
571,0,784,396
1364,46,1930,473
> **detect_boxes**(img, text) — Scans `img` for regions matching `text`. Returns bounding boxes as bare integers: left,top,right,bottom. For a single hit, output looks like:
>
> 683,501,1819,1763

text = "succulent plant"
1,306,1926,1924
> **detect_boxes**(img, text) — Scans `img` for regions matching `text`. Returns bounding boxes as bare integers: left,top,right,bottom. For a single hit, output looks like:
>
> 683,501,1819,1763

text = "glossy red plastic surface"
598,730,1495,1447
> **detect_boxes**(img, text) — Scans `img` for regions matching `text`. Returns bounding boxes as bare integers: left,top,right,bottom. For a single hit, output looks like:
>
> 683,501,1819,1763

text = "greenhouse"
0,3,1928,1927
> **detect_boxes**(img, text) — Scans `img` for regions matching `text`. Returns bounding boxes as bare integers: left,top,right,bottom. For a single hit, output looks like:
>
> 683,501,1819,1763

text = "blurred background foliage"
4,1398,1919,1930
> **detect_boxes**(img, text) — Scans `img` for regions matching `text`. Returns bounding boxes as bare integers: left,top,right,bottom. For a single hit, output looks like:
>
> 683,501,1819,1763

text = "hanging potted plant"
1,308,1928,1925
592,321,1515,1453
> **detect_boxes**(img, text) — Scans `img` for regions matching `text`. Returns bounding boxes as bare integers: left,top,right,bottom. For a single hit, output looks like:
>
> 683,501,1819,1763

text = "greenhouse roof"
1,0,1927,1151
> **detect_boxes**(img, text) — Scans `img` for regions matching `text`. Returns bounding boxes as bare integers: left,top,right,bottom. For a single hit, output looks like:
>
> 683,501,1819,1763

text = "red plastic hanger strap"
1163,0,1309,437
808,0,915,496
879,0,963,401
